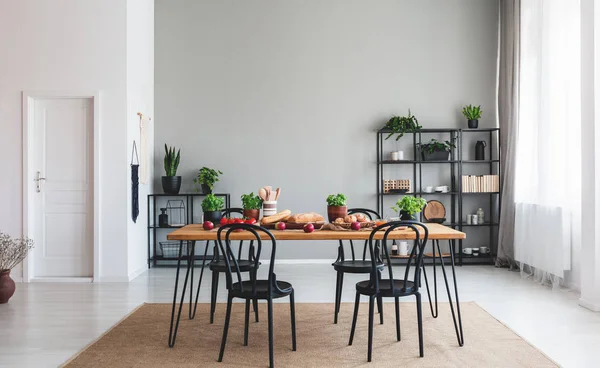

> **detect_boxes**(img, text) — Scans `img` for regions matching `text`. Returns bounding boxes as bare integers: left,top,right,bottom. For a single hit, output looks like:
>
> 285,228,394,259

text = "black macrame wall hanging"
131,141,140,223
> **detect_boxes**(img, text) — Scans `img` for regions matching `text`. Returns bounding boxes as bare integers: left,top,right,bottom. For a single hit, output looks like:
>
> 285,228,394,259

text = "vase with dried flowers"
0,232,34,303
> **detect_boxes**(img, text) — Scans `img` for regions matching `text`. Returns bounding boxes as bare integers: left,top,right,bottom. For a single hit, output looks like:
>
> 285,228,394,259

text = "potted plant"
417,139,456,161
201,194,225,224
326,193,348,222
241,192,262,221
193,167,223,194
382,109,422,140
0,232,34,303
391,196,427,220
162,144,181,194
462,104,482,129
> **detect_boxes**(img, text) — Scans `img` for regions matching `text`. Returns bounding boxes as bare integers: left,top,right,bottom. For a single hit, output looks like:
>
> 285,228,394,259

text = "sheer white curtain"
515,0,581,287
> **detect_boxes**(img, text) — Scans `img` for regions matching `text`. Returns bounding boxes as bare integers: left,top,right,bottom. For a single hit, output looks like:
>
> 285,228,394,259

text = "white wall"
155,0,499,258
579,0,600,311
0,0,153,282
126,0,155,279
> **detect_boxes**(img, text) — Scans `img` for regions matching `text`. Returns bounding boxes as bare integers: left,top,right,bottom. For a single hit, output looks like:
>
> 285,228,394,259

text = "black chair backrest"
337,208,382,262
216,224,279,295
367,220,429,293
222,208,244,218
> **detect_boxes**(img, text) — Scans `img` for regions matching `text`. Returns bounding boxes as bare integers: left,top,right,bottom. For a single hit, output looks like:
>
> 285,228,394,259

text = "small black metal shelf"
147,193,230,268
376,127,501,266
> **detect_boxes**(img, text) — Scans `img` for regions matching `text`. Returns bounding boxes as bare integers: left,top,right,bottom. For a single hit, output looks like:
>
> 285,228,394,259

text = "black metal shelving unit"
376,127,501,266
147,193,230,268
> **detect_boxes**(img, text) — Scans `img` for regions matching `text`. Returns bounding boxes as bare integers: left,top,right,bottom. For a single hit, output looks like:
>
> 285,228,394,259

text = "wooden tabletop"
166,223,465,241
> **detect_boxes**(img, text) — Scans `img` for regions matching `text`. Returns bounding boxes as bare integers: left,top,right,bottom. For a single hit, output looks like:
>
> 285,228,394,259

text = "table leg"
422,241,439,318
168,240,195,347
435,239,464,346
189,240,210,319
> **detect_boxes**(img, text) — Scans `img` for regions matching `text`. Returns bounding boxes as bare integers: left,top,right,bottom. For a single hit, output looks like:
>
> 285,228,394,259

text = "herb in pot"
241,192,262,210
326,193,347,207
417,139,456,154
391,196,427,219
193,167,223,193
201,194,225,212
382,109,422,141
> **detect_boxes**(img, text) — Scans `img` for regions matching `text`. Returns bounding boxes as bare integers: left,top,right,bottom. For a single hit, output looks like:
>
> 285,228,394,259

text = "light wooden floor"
0,264,598,368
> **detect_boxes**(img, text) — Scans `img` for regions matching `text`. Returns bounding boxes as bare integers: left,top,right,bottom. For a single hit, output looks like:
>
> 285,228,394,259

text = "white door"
32,97,94,278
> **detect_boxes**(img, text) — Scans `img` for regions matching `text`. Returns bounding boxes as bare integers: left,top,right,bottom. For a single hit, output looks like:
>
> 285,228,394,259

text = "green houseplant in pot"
382,109,422,141
0,232,34,303
162,145,181,194
194,167,223,194
462,104,482,129
326,193,348,223
202,194,225,224
241,192,262,221
417,139,456,161
391,196,427,220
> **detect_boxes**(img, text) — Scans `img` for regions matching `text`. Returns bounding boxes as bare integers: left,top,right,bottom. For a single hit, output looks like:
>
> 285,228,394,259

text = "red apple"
350,221,361,231
276,222,286,230
203,221,214,230
303,223,315,233
219,218,228,226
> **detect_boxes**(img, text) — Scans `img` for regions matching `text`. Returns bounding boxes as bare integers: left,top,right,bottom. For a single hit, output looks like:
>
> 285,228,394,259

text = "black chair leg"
267,298,274,368
348,291,360,345
218,294,233,362
250,269,259,322
416,292,424,357
377,295,383,324
244,299,250,346
368,295,375,362
210,271,219,324
395,296,401,341
290,290,297,351
334,271,343,324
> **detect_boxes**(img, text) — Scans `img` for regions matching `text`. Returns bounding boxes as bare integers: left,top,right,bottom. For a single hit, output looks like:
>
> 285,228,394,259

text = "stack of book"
462,175,499,193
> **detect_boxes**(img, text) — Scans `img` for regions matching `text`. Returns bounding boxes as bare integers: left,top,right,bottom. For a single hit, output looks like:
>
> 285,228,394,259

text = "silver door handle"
35,171,46,192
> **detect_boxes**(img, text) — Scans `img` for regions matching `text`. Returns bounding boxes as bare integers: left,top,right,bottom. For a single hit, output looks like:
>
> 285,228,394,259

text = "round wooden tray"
423,200,446,222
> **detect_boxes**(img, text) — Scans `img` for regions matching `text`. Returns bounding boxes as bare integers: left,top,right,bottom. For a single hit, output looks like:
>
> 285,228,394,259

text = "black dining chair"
208,208,259,324
331,208,385,324
348,220,429,362
216,223,296,368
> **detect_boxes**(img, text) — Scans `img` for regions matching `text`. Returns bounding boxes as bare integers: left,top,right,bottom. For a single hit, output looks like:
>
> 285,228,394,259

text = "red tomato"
245,218,257,225
219,218,228,226
228,218,235,225
234,218,244,224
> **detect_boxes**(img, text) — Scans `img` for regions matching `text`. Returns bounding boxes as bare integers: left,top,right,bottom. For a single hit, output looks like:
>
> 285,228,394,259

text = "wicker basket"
159,241,188,259
383,179,411,194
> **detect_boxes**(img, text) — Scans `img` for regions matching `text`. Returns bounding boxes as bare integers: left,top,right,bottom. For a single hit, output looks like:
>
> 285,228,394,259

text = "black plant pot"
162,176,182,194
400,211,413,220
421,150,450,161
203,211,222,224
468,119,479,129
201,184,212,194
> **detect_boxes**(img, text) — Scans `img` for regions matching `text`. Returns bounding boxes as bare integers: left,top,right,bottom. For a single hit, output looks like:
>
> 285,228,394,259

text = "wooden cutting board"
262,221,325,230
423,200,446,221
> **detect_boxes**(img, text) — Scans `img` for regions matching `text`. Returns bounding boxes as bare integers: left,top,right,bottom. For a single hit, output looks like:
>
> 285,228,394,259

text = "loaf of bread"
260,210,292,224
286,212,325,223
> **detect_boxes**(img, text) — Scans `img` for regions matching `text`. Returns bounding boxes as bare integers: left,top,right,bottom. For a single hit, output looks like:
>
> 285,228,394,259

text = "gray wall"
155,0,499,259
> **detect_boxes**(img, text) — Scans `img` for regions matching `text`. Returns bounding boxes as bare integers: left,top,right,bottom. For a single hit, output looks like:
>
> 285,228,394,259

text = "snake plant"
164,144,180,176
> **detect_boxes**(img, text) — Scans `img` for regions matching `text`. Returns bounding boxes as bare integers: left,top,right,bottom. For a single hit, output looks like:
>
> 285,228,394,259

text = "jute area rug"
63,302,556,367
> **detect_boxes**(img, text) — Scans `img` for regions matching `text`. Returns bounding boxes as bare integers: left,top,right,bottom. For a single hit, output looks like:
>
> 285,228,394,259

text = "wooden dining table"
165,223,466,348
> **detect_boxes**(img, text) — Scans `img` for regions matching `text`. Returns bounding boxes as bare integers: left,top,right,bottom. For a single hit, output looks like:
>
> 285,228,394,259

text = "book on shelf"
462,175,499,193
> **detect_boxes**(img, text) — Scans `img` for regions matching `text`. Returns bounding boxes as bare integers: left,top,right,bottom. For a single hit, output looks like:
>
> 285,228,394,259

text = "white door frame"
22,91,101,282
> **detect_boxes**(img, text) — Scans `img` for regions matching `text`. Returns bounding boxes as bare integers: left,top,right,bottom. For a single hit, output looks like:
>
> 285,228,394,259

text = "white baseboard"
578,297,600,312
96,276,131,283
128,266,148,281
30,277,93,283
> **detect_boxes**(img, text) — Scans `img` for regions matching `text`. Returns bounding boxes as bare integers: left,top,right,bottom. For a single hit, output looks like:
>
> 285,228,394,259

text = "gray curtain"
496,0,520,267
